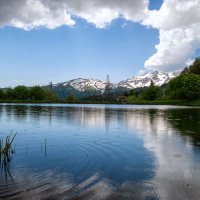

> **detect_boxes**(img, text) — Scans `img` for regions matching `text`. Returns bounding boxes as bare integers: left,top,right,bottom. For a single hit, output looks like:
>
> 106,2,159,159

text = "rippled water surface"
0,104,200,200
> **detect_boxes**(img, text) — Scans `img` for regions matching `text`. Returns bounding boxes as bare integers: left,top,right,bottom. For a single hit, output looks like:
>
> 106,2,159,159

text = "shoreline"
0,99,200,106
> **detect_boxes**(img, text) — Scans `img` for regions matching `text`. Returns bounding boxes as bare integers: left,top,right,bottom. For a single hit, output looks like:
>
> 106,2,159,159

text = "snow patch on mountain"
118,71,180,89
54,78,117,92
52,71,180,92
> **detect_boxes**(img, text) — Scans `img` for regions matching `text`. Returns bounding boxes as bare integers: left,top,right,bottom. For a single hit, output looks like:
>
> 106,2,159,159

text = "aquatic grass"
0,132,17,165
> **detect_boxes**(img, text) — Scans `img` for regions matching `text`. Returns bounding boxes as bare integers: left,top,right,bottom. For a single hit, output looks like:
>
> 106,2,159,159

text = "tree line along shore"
0,57,200,106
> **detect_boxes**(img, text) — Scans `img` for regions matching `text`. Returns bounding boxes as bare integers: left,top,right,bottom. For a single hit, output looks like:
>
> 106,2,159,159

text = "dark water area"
0,104,200,200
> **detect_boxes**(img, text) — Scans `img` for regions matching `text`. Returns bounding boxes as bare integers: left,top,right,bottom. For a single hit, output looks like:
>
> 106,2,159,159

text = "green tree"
181,57,200,76
66,95,76,103
5,88,15,100
181,67,189,75
141,81,163,101
129,89,135,96
0,89,4,99
44,90,59,101
124,91,128,97
13,86,29,100
167,74,200,99
183,74,200,99
29,86,45,100
166,75,186,99
188,57,200,75
129,89,139,97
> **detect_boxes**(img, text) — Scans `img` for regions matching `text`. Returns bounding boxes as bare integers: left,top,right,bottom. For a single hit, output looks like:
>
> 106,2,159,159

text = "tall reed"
0,132,17,165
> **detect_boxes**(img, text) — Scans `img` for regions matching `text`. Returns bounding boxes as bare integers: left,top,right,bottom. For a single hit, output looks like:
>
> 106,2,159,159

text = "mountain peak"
118,71,180,89
54,78,109,92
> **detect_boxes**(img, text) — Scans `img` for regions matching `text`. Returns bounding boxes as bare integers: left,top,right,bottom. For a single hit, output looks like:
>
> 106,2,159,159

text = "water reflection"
1,159,13,181
124,108,200,199
165,109,200,147
0,104,200,199
0,171,159,200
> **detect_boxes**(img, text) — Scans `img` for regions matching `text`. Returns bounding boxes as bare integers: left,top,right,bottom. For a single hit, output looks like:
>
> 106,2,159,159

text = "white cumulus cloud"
0,0,148,29
0,0,76,29
1,0,200,72
143,0,200,71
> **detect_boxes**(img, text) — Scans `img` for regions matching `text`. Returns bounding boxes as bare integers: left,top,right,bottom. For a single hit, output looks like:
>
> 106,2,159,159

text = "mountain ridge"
46,71,180,99
118,71,180,89
51,71,180,91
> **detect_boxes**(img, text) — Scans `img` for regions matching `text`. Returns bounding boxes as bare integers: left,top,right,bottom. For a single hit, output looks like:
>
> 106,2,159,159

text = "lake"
0,104,200,200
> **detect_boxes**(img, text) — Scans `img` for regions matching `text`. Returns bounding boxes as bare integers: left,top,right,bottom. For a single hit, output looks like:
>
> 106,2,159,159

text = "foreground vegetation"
0,57,200,106
0,132,16,166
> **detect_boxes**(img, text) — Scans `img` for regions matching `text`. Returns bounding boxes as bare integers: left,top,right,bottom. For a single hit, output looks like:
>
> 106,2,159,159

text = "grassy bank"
0,99,200,106
0,99,123,105
0,99,65,104
126,96,200,106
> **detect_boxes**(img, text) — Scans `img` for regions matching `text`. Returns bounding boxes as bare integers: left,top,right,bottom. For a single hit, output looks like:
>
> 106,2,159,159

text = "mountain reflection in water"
0,104,200,200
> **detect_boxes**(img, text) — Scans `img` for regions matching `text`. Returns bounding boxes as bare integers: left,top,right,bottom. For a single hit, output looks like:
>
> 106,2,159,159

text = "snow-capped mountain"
52,71,180,91
118,71,180,89
47,71,180,99
53,78,116,92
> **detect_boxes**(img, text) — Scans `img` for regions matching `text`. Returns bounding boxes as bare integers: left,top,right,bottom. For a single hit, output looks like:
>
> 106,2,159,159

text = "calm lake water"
0,104,200,200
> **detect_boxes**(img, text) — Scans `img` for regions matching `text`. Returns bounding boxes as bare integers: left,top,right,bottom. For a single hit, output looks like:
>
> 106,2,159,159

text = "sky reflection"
0,104,200,199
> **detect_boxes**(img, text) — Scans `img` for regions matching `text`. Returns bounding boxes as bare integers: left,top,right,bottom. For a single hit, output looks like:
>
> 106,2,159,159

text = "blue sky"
0,20,159,86
0,0,199,87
